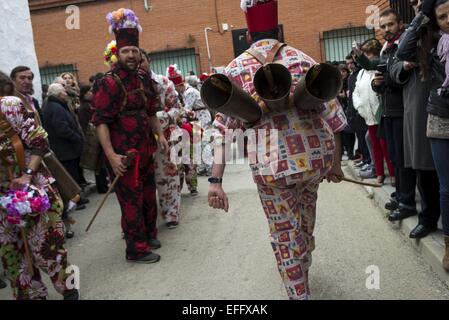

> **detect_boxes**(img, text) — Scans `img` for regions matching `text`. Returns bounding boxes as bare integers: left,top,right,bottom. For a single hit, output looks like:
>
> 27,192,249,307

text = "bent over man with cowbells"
202,0,347,300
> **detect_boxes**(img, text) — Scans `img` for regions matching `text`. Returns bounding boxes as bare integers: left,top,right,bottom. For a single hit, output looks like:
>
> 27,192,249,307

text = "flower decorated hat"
106,8,142,49
240,0,278,33
167,64,184,86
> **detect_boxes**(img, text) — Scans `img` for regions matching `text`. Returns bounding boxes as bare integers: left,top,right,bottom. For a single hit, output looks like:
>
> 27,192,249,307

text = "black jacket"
396,12,449,119
371,38,404,118
42,95,84,161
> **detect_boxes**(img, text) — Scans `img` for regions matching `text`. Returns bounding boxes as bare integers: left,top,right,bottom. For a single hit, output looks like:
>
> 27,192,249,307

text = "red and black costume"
92,63,159,259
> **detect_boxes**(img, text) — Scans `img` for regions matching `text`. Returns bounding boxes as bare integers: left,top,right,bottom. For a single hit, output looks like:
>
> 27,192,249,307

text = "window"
389,0,415,24
148,48,199,77
39,64,78,85
322,26,375,63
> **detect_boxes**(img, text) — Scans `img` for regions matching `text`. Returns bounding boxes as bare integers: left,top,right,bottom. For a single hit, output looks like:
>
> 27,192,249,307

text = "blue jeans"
430,138,449,236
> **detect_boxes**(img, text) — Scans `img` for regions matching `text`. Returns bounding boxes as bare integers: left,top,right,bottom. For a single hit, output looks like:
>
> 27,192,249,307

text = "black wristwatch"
23,168,35,176
208,177,223,184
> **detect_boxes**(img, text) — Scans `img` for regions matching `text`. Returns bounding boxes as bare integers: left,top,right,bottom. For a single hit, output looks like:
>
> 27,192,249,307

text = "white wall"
0,0,42,104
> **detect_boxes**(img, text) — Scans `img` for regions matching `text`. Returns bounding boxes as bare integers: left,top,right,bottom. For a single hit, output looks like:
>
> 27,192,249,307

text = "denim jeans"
430,138,449,236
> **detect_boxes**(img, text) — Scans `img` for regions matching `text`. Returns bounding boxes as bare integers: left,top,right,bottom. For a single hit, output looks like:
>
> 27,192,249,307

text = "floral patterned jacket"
0,96,54,189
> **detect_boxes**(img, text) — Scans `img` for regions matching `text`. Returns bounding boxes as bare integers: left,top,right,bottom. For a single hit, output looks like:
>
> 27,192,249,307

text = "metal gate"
322,26,375,63
39,63,78,85
390,0,415,24
148,48,199,77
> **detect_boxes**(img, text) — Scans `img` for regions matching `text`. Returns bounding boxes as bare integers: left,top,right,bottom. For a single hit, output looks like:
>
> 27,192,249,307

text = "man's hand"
403,61,417,71
208,183,229,212
373,72,385,87
108,153,127,177
158,135,170,156
325,164,345,183
10,174,32,190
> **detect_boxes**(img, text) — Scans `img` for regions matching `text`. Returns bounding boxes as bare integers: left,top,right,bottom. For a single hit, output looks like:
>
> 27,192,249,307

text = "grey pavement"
1,163,449,300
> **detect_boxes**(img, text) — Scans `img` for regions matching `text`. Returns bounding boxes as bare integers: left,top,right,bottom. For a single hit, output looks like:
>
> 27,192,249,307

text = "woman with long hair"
396,0,449,271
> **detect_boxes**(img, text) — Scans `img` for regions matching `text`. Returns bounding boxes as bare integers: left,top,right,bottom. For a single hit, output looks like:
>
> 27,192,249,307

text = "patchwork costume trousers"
257,169,328,300
155,147,181,223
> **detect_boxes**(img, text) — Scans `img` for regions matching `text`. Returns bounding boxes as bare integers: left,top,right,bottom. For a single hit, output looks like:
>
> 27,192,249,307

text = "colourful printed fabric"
155,150,181,223
213,39,347,184
257,167,329,300
152,71,182,224
151,72,182,133
182,85,212,130
0,189,68,300
0,96,69,300
0,97,54,186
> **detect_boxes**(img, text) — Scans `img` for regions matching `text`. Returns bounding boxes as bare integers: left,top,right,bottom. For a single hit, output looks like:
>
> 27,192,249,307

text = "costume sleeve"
0,97,49,157
164,79,181,121
91,75,122,125
320,98,348,133
183,89,196,111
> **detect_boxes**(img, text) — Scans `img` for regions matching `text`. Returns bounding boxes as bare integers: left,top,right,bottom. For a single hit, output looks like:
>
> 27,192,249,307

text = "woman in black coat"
396,0,449,271
41,83,84,238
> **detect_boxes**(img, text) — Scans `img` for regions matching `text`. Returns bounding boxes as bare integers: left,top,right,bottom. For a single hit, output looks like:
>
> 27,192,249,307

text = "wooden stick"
342,176,382,188
20,228,34,277
85,174,120,232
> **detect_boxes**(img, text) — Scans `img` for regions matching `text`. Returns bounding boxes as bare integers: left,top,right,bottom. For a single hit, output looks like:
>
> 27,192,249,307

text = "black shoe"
385,200,399,211
63,289,79,300
126,252,161,264
79,198,90,205
190,190,198,196
75,204,86,211
388,208,417,222
166,221,179,229
0,278,6,289
409,224,437,239
148,238,161,249
65,230,75,239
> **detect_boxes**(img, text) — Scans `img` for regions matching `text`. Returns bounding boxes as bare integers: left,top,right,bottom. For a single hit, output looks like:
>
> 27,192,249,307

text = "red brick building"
28,0,410,84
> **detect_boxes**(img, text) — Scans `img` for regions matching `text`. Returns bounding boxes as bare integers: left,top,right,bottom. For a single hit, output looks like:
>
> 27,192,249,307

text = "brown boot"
444,236,449,272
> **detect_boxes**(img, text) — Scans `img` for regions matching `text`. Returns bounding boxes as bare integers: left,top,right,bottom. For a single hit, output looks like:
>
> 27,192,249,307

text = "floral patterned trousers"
155,147,181,223
0,188,69,300
257,168,329,300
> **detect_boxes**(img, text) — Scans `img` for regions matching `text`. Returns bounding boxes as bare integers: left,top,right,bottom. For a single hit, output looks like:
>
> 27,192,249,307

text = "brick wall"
30,0,374,83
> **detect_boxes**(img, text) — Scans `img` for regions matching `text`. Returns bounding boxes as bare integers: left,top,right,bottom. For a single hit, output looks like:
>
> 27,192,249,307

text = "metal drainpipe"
204,27,213,72
144,0,151,12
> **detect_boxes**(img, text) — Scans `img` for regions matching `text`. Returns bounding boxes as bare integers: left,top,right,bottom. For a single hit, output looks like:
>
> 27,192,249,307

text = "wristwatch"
208,177,223,184
23,168,35,176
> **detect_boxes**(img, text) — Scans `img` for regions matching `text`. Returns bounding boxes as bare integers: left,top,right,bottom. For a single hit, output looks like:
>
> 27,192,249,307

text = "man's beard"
119,59,139,72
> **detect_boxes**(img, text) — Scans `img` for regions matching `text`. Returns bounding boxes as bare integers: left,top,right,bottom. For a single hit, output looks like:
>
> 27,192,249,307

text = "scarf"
437,30,449,90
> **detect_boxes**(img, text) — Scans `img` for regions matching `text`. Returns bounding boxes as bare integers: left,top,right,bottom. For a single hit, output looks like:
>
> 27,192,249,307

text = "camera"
376,63,387,73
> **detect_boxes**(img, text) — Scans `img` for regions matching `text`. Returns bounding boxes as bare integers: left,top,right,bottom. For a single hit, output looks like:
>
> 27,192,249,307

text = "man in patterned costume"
92,8,168,263
168,65,214,179
207,0,347,299
140,51,182,230
0,71,77,300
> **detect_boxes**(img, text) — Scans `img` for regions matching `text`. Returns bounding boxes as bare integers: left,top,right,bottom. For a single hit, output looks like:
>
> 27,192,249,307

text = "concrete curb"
344,161,449,287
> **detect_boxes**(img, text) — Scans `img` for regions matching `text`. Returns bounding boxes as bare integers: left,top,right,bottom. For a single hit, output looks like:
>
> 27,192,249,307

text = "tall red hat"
167,65,184,85
106,8,142,49
241,0,278,33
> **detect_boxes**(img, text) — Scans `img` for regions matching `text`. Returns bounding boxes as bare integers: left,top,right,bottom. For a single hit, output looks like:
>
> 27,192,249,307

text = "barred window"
322,26,375,63
39,64,78,85
148,48,199,77
389,0,416,24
